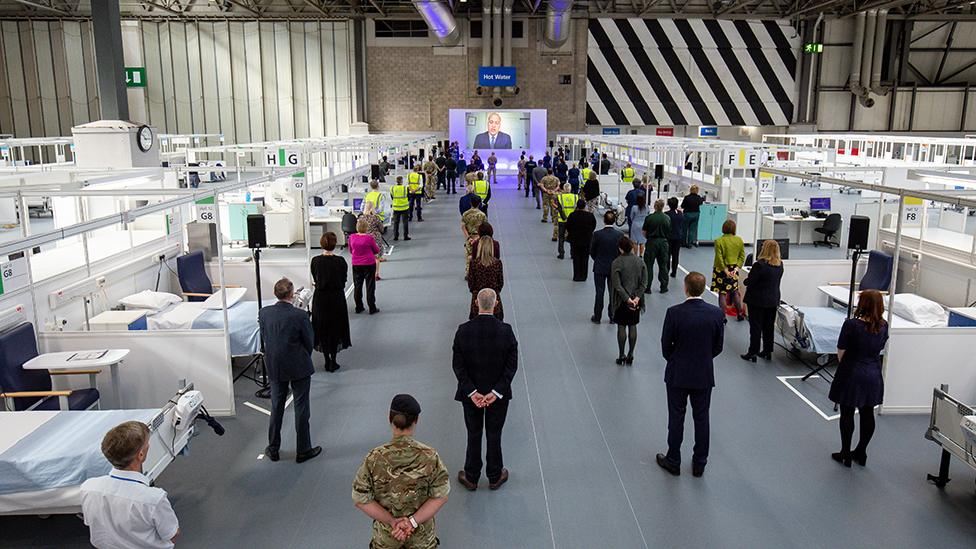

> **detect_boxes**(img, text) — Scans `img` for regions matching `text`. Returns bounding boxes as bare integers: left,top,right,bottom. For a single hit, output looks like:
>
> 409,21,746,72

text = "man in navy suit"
472,112,513,149
589,210,623,323
259,278,322,463
453,289,519,491
657,271,725,477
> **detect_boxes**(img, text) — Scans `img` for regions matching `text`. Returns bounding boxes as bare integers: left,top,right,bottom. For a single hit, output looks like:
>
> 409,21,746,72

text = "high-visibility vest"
558,192,577,221
407,172,423,194
365,191,385,221
390,185,409,211
621,167,635,183
581,168,593,181
474,180,490,201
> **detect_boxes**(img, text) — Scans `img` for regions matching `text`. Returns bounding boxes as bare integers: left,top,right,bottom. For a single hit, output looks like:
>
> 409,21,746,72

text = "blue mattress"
797,306,846,355
0,409,158,495
192,300,271,356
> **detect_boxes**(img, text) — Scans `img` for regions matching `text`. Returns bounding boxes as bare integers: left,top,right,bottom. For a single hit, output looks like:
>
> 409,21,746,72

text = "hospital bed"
0,384,201,516
144,299,263,356
924,385,976,490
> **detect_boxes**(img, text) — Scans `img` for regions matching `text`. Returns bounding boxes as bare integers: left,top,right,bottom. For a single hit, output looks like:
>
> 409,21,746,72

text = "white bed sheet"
0,485,81,515
0,411,57,455
146,303,206,330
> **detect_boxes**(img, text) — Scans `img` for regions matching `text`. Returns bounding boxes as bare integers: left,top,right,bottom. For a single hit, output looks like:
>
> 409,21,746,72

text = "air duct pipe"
492,0,502,66
859,10,877,106
411,0,460,46
870,9,889,95
849,11,873,107
543,0,573,49
503,0,514,93
482,0,492,69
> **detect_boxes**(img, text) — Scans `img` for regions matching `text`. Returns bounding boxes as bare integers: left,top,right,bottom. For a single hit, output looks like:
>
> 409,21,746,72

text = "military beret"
390,394,421,416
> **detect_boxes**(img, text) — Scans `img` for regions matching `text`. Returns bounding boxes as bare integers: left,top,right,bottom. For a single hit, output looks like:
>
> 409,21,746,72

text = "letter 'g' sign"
265,148,302,168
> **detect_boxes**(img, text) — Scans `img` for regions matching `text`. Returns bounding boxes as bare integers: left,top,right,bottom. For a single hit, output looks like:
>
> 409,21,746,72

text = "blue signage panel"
478,66,517,87
602,128,621,135
699,126,718,137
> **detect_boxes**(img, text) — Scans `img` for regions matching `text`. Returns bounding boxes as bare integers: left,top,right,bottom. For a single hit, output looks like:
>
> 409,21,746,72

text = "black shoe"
740,353,757,363
851,450,867,466
296,446,322,463
355,307,365,314
536,206,541,209
457,471,477,491
625,355,634,365
265,446,279,462
831,452,852,468
489,469,509,490
692,464,705,478
590,316,600,324
393,237,399,241
369,308,380,315
660,288,668,293
417,218,424,222
758,352,772,361
615,356,626,365
656,454,680,476
644,289,652,294
670,272,677,278
557,255,564,260
404,237,412,241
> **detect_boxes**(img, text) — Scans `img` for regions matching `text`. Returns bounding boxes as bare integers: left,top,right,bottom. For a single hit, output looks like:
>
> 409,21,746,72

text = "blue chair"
177,250,214,302
0,323,99,411
859,250,894,292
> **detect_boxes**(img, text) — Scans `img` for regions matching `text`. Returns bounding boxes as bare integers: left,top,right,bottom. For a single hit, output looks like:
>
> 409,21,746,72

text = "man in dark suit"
259,278,322,464
657,272,725,477
453,289,519,492
565,199,596,282
589,210,623,323
472,112,513,149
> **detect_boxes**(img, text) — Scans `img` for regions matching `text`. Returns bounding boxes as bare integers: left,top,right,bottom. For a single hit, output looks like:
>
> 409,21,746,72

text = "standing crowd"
77,143,890,548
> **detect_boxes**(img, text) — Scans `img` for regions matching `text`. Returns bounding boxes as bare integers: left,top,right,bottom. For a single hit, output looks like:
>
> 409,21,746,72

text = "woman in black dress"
311,232,351,372
610,236,647,365
828,290,889,467
741,239,784,362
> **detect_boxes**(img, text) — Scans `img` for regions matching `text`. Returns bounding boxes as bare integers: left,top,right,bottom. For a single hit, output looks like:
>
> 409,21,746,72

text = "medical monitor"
772,205,786,216
352,198,364,212
809,197,831,212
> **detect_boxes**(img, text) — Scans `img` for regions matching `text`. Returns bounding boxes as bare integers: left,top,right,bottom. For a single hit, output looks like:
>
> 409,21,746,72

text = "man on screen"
473,112,513,150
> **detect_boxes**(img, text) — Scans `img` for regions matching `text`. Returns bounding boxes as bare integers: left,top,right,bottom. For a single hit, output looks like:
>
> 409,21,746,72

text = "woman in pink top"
348,217,380,314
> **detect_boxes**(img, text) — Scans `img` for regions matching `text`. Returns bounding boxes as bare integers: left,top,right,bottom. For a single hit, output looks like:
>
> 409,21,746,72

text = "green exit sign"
124,67,146,88
803,43,823,54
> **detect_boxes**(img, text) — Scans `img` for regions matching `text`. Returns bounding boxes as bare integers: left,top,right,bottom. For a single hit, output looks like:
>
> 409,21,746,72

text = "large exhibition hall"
0,1,975,547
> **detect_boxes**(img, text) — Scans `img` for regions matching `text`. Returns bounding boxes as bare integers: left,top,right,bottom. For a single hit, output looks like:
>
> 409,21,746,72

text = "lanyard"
110,474,148,486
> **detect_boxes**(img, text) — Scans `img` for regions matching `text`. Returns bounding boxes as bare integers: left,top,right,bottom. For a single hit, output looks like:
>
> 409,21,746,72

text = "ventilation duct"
543,0,573,49
503,0,514,92
482,0,492,68
412,0,460,47
849,11,874,108
860,10,877,95
870,9,889,95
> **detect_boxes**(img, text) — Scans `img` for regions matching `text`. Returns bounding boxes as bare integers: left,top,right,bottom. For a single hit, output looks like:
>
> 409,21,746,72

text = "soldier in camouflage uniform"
461,196,487,278
352,394,450,549
538,169,562,239
422,156,438,200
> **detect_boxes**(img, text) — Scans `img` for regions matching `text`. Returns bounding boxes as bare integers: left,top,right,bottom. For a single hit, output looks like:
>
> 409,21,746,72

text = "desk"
818,285,858,307
23,349,130,409
762,215,834,245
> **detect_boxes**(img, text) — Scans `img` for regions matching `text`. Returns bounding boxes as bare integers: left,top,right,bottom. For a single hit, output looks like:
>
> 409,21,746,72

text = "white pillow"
891,294,948,327
201,287,247,310
120,290,182,311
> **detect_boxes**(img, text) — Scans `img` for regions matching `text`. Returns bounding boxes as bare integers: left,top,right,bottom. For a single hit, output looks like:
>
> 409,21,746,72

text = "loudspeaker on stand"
247,214,267,249
847,215,870,250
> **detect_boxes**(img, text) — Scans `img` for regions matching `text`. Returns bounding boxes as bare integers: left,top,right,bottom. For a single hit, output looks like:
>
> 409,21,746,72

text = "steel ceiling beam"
9,0,71,15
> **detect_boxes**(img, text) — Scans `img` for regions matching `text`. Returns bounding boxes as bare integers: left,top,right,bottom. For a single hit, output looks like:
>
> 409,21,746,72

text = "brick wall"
365,20,587,134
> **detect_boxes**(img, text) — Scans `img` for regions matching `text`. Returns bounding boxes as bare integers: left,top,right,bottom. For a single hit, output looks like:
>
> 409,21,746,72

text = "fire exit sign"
803,43,823,54
125,67,147,88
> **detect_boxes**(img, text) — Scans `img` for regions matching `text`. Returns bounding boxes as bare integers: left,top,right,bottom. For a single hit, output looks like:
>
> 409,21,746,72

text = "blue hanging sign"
602,128,621,135
699,126,718,137
478,66,517,87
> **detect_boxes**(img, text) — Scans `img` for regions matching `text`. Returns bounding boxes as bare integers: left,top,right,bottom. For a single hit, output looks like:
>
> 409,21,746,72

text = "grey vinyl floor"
4,176,976,549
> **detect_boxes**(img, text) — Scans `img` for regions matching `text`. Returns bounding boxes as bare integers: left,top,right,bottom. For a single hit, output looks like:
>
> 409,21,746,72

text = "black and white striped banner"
586,19,799,127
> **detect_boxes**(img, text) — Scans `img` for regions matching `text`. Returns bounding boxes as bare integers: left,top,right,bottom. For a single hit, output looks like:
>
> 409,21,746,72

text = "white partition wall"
883,327,976,414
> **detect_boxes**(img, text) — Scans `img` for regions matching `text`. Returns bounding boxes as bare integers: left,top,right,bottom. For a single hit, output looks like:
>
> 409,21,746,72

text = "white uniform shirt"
80,469,180,549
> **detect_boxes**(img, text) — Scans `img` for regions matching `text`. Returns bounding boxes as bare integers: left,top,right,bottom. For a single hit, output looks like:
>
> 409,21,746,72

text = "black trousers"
437,171,446,189
352,264,377,312
446,171,458,194
408,195,423,220
570,243,589,281
557,222,568,256
392,210,409,239
462,398,509,483
746,305,776,355
665,385,711,467
668,238,682,276
268,375,312,454
593,272,612,320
